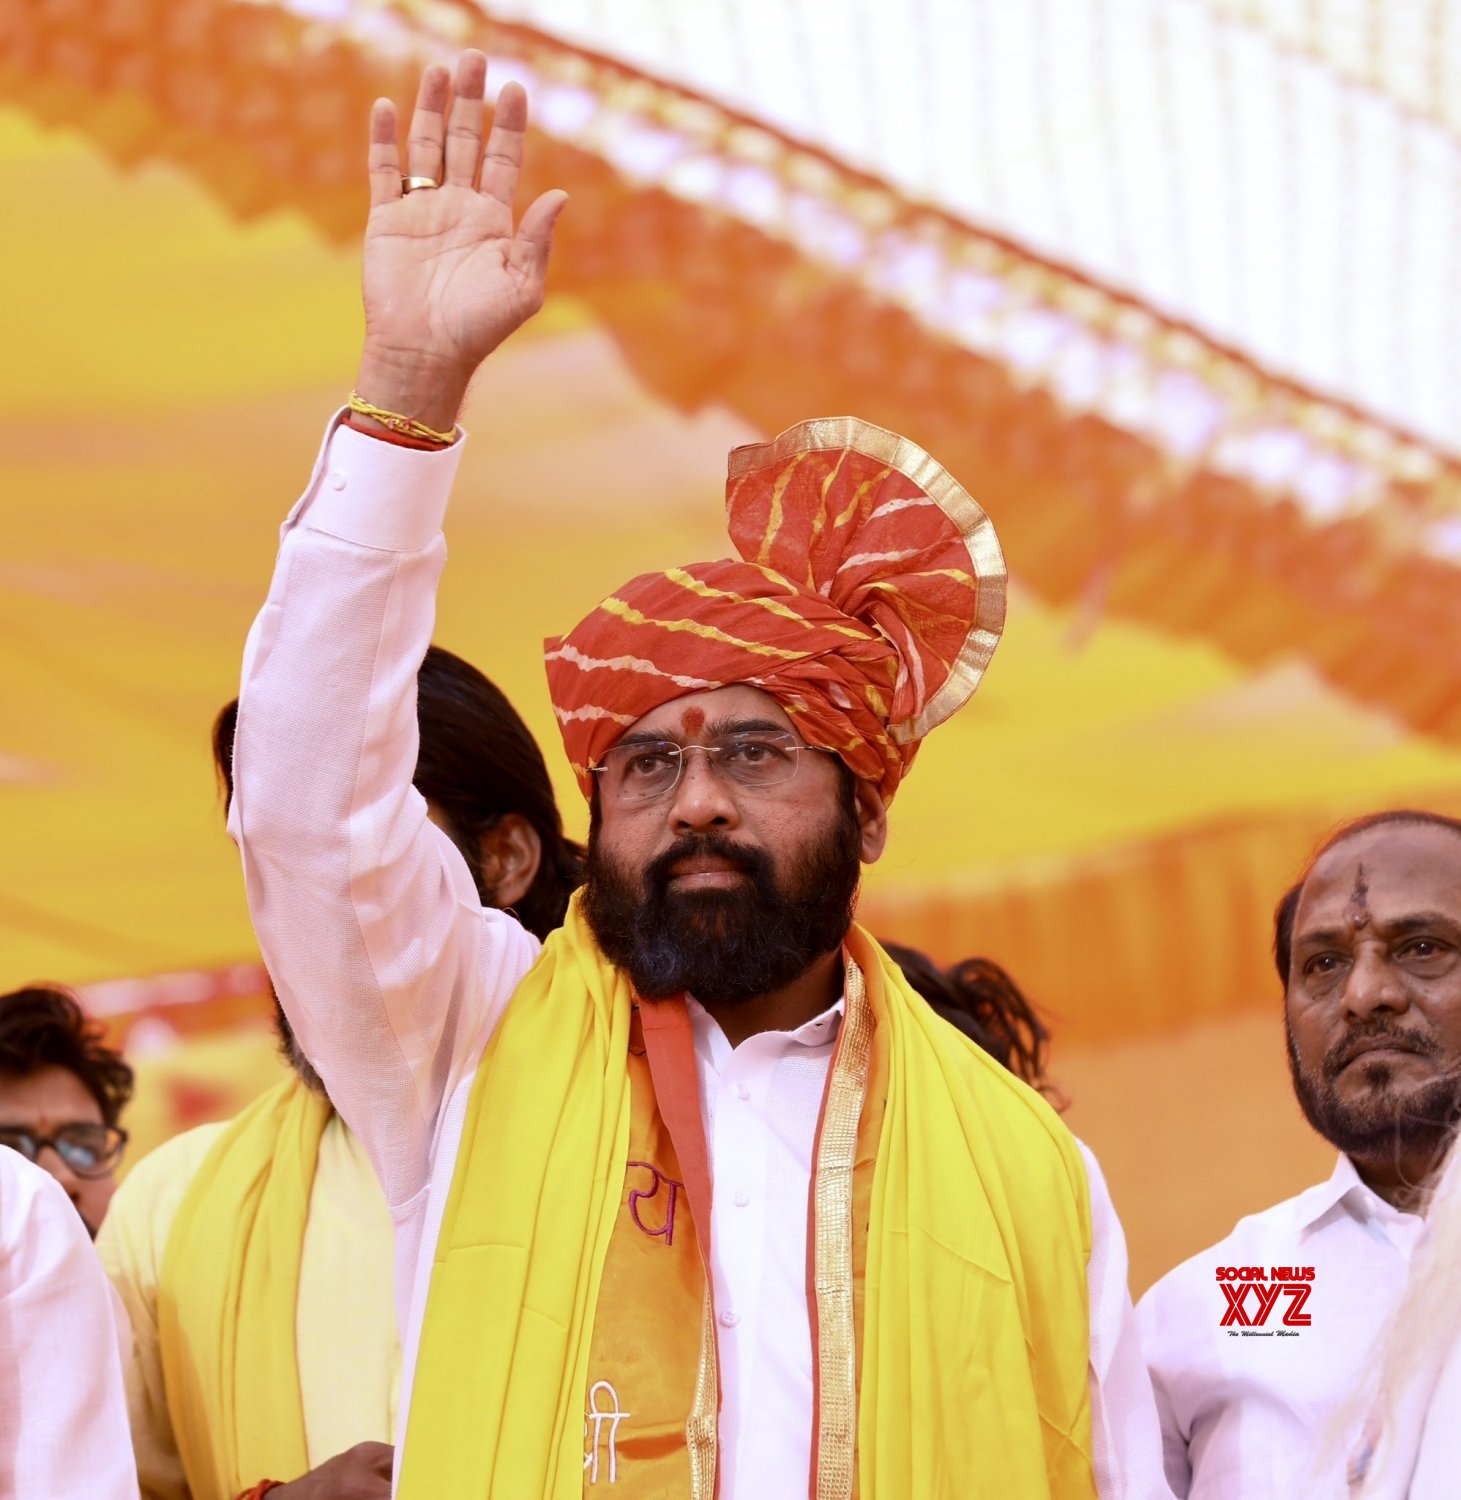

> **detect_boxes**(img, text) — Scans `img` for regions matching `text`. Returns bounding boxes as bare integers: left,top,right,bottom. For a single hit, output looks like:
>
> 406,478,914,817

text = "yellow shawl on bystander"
158,1078,332,1500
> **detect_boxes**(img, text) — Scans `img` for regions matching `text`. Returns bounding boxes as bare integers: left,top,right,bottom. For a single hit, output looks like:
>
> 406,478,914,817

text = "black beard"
1286,1018,1461,1161
271,992,329,1099
581,802,862,1008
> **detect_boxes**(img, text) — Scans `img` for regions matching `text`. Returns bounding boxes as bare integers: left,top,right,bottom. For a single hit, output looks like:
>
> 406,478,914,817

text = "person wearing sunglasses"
0,984,134,1238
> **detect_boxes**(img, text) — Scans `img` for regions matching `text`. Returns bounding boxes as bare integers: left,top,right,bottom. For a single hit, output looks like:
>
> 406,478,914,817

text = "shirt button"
719,1310,739,1328
735,1083,750,1101
733,1191,750,1207
328,470,347,491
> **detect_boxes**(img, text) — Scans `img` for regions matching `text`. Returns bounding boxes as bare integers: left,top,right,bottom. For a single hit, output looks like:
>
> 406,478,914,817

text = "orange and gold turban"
545,417,1006,801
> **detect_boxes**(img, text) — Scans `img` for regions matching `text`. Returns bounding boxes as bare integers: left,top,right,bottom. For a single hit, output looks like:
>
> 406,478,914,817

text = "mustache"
644,832,772,897
582,801,863,1009
1324,1022,1442,1076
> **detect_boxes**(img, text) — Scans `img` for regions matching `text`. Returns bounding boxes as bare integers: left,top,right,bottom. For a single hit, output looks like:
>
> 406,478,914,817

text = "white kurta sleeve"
1080,1141,1177,1500
1135,1271,1198,1498
230,417,540,1216
0,1150,139,1499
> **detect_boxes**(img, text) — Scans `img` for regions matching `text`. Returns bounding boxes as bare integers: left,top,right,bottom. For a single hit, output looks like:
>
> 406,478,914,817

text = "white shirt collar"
686,995,845,1051
1294,1152,1422,1237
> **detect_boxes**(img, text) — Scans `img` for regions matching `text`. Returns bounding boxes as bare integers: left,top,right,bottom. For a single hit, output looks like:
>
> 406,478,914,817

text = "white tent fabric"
428,0,1461,455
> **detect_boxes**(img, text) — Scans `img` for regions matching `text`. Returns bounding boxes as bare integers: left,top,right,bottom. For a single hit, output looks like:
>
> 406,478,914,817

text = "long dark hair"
882,940,1059,1104
214,645,583,941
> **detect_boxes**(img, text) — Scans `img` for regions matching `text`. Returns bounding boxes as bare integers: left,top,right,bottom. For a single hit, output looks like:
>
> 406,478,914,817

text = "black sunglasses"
0,1122,128,1179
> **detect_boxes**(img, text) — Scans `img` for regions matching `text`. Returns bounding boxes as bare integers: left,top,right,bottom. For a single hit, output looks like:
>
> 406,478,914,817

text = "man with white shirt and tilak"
230,50,1170,1500
1139,809,1461,1498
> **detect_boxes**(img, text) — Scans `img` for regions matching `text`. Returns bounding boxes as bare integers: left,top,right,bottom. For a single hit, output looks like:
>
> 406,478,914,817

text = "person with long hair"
880,939,1059,1098
98,650,581,1500
1347,1126,1461,1497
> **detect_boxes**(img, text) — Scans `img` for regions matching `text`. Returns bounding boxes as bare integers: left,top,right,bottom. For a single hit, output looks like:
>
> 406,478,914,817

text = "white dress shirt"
232,416,1172,1498
0,1146,139,1499
1138,1154,1424,1499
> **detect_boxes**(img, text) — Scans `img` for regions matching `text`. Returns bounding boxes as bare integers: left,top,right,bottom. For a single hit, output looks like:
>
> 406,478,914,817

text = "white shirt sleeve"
1135,1268,1198,1498
1081,1140,1177,1500
0,1150,139,1499
229,417,540,1215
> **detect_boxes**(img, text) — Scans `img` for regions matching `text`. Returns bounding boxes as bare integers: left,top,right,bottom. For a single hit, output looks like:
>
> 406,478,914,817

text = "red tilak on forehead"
679,706,706,737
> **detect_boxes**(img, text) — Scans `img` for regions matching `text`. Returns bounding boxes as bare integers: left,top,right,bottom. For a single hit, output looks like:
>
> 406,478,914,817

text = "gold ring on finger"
401,176,440,193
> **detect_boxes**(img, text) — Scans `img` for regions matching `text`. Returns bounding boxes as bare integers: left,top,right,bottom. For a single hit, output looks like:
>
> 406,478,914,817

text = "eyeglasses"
590,729,836,803
0,1123,128,1179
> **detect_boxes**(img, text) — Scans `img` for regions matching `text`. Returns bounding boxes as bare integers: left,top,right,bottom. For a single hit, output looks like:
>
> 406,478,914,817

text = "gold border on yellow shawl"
687,1286,719,1500
811,956,875,1500
726,416,1008,743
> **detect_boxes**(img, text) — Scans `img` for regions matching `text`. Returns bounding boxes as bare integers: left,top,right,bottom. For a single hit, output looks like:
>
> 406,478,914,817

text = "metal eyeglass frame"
588,728,837,803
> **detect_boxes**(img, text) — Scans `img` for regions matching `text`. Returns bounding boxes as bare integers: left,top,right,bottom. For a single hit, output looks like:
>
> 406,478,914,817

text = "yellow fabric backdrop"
6,108,1461,1014
3,107,1460,1281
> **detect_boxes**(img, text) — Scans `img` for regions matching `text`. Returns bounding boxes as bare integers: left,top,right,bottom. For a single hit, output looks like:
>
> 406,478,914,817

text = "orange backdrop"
3,1,1461,1288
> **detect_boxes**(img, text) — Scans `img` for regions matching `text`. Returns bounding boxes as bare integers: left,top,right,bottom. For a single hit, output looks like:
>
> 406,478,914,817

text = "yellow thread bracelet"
346,392,457,445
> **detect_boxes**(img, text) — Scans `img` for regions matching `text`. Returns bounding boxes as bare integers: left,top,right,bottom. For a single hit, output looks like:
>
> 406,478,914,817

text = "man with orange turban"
230,52,1170,1500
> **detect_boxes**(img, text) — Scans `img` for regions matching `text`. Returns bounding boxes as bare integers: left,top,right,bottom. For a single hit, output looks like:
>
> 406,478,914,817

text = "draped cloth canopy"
545,417,1007,799
8,0,1461,1293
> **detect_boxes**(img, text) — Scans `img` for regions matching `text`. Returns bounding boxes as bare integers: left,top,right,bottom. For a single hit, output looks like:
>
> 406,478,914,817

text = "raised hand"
355,51,567,433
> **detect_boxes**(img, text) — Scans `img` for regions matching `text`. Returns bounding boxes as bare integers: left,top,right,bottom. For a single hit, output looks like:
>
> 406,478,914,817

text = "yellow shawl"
158,1077,332,1500
401,898,1095,1497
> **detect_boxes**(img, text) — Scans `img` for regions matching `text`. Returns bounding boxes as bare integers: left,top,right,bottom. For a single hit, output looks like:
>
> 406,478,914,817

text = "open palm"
360,54,565,383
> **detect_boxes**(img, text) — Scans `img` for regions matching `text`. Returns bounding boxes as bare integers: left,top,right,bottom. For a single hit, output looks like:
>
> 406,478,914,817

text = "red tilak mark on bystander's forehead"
679,707,706,737
1346,864,1371,929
